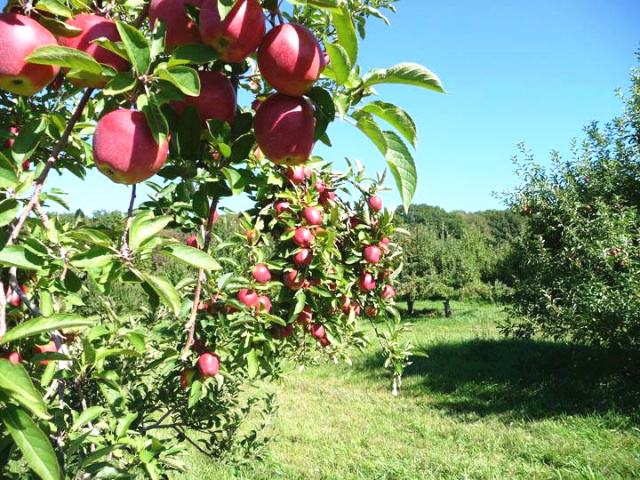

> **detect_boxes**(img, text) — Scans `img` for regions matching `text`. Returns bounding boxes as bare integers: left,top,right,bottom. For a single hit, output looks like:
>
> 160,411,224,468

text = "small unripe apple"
303,207,322,226
257,295,271,313
57,14,129,87
293,248,312,267
33,342,57,365
284,270,305,290
0,351,22,365
274,201,291,216
257,23,323,96
341,295,351,315
310,323,325,340
296,306,312,326
4,125,19,148
254,94,315,165
172,71,236,127
149,0,203,50
0,14,60,96
238,289,259,308
198,352,220,378
180,368,196,390
358,272,376,292
252,264,272,283
368,195,383,212
93,109,169,185
382,284,396,300
186,235,200,249
363,245,382,264
365,305,378,317
200,0,266,63
293,227,313,248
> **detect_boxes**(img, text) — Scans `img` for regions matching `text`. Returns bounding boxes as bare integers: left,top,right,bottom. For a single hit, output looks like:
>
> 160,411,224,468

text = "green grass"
175,301,640,479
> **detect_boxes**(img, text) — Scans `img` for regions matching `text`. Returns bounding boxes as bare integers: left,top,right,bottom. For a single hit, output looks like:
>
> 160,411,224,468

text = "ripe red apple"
251,98,262,111
319,336,331,348
254,93,315,165
293,227,313,248
149,0,203,50
368,195,383,212
319,190,336,206
380,237,390,253
0,14,60,96
252,264,272,283
303,207,322,226
93,109,169,185
180,368,196,390
186,235,200,249
172,71,236,127
4,125,19,148
33,342,57,365
257,23,323,96
287,166,307,183
310,323,325,340
284,270,305,290
200,0,265,63
257,295,271,313
7,284,27,308
358,272,376,292
365,305,378,318
314,181,325,193
57,14,129,87
238,289,259,308
281,323,293,338
198,352,220,377
363,245,382,264
296,306,312,326
293,248,312,267
274,201,291,216
382,284,396,300
0,351,22,365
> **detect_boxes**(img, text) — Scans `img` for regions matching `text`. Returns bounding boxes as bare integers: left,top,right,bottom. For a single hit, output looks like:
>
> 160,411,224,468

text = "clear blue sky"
12,0,640,213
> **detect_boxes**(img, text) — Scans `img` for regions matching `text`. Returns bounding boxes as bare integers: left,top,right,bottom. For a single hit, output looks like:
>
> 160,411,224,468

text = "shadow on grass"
362,338,640,424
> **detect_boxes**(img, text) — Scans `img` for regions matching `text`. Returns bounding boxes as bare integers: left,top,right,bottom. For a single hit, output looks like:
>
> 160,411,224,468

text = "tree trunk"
407,300,414,316
443,299,452,318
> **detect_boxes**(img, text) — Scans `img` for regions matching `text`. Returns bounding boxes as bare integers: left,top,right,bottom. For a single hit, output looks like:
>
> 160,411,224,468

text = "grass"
175,301,640,479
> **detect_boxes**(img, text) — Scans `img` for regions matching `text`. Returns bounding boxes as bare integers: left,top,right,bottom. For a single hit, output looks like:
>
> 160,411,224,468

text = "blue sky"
12,0,640,213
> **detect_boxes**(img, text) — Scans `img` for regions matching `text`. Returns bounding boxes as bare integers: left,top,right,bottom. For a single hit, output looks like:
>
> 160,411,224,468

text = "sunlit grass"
174,301,640,479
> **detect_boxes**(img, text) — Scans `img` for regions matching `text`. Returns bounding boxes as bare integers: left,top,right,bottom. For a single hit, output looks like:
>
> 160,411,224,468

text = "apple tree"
0,0,444,477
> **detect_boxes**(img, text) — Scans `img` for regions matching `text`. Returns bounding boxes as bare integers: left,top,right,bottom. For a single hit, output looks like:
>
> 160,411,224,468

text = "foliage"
0,0,444,477
501,56,640,349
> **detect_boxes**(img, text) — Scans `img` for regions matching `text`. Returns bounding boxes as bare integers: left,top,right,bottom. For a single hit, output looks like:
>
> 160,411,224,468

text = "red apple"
310,323,325,340
296,306,312,326
172,71,236,127
254,93,315,165
200,0,266,63
293,227,313,248
33,342,57,365
281,323,293,338
380,237,390,252
314,181,325,193
0,14,60,96
274,201,291,216
363,245,382,264
319,336,331,348
293,248,312,267
368,195,383,212
284,270,305,290
303,206,322,226
4,125,19,149
238,289,259,308
198,352,220,377
180,368,196,390
252,264,272,283
287,166,307,183
319,190,336,206
57,14,129,87
149,0,203,50
0,351,22,365
358,272,376,292
382,284,396,300
186,235,200,249
257,295,271,313
93,109,169,185
365,305,378,317
257,23,323,96
251,98,262,111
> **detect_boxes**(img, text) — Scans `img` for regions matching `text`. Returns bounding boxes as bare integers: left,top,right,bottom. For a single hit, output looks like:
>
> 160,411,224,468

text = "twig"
180,197,219,360
0,282,6,341
9,267,40,316
119,184,137,262
132,2,150,28
174,426,213,457
139,409,174,434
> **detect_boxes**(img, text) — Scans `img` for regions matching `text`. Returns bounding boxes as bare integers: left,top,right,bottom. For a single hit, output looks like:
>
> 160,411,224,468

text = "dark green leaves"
26,46,102,74
1,315,93,344
156,65,200,96
168,44,219,66
159,244,222,270
0,360,50,420
363,62,446,93
116,21,150,75
0,245,44,270
129,212,172,252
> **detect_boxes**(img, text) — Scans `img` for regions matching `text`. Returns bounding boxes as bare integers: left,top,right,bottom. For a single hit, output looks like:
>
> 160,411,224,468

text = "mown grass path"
177,302,640,479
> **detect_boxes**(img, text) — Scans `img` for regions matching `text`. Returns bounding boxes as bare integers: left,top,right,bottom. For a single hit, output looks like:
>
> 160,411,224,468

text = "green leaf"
33,0,73,18
188,380,202,407
115,412,138,439
103,72,136,96
168,44,219,66
246,349,258,377
72,406,105,431
129,212,171,252
0,152,18,188
383,131,417,211
67,228,113,247
0,360,50,420
286,0,341,12
70,246,113,269
156,66,200,96
12,117,48,163
307,87,335,141
115,21,150,75
362,62,445,93
0,245,44,271
354,113,387,156
159,244,222,270
1,405,61,480
91,38,129,62
25,45,102,74
359,101,418,148
177,105,201,159
138,93,169,146
324,41,350,85
95,348,142,362
222,167,244,196
1,314,93,344
332,7,358,66
37,16,82,37
137,272,181,315
0,199,19,227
